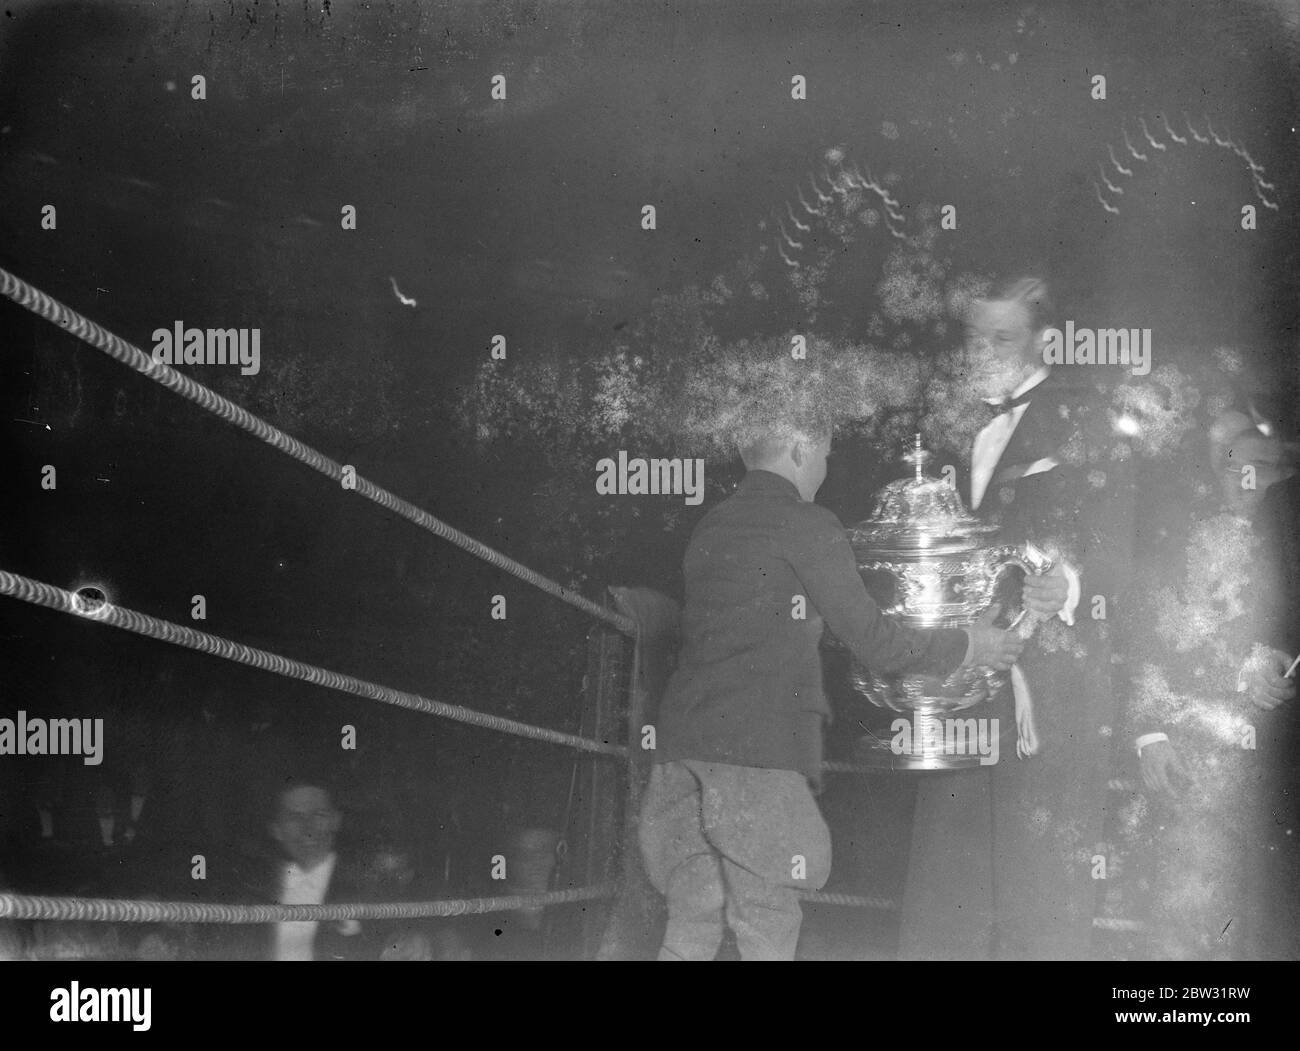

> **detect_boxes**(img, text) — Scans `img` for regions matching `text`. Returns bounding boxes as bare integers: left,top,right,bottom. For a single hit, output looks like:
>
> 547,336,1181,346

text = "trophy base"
852,700,1010,771
852,730,991,771
850,664,1009,714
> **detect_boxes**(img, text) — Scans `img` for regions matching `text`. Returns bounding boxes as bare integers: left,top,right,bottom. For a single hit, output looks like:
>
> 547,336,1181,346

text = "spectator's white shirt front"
274,852,336,961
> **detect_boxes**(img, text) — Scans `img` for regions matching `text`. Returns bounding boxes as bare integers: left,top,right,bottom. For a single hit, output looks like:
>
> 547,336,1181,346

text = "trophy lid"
848,435,997,554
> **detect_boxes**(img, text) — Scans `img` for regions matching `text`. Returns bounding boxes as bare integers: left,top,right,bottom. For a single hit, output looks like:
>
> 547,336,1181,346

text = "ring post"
573,590,631,957
595,586,680,959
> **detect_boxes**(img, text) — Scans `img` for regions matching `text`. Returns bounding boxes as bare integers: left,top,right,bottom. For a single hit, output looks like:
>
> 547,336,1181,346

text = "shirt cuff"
1058,560,1081,626
1134,732,1168,755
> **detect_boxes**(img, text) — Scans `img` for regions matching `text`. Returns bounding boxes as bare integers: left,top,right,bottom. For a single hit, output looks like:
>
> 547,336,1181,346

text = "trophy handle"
984,543,1055,634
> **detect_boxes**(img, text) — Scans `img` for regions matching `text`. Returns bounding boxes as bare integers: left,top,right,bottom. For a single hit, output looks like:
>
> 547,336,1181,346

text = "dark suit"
1101,425,1300,958
209,848,373,961
900,367,1137,959
1247,473,1300,958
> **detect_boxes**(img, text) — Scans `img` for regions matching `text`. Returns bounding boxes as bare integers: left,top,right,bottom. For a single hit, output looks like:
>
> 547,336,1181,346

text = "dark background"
0,0,1296,952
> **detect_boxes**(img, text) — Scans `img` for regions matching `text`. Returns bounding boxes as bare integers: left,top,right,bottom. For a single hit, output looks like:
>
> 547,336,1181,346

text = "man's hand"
963,604,1027,671
1022,562,1069,617
1243,647,1297,711
1140,739,1195,797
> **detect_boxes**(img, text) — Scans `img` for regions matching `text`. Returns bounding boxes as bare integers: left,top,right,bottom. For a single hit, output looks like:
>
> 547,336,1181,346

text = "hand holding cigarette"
1240,646,1298,711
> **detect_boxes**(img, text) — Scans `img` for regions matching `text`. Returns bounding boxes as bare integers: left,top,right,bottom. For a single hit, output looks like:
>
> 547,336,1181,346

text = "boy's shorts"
638,758,831,959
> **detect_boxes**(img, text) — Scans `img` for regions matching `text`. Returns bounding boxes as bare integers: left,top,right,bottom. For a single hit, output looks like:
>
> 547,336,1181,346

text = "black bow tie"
985,390,1035,418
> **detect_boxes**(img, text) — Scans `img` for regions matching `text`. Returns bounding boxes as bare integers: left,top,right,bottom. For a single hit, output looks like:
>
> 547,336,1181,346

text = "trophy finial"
902,433,932,483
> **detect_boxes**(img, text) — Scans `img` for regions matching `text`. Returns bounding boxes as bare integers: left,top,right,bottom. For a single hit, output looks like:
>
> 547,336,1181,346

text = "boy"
639,423,1036,960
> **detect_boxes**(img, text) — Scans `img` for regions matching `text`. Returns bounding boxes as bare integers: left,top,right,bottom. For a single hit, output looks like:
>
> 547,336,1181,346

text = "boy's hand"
962,604,1026,671
1021,563,1069,617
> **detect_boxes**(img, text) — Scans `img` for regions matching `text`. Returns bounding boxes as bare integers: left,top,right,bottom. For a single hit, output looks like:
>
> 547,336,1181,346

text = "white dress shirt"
971,366,1051,512
274,852,337,961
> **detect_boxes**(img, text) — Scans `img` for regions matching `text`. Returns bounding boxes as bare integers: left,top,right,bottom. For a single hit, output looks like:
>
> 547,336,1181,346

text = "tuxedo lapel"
990,370,1074,485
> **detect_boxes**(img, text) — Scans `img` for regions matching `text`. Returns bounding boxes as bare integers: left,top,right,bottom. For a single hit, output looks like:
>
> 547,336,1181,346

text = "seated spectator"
218,777,369,961
0,920,23,961
477,826,562,960
362,842,470,961
379,926,434,961
27,920,123,961
133,923,184,961
376,923,472,960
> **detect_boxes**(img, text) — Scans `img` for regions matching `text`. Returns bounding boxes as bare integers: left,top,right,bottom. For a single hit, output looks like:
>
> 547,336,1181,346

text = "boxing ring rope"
0,569,628,927
0,265,1146,943
0,266,636,637
0,570,624,757
0,886,885,924
826,762,1142,788
798,890,895,909
0,887,617,925
0,883,1134,926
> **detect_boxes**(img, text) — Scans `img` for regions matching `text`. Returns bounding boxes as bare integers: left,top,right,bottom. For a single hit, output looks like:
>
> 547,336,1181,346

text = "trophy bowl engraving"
823,436,1051,770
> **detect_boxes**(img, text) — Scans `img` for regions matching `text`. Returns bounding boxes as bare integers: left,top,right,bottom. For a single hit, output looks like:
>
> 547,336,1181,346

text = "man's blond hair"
985,274,1055,332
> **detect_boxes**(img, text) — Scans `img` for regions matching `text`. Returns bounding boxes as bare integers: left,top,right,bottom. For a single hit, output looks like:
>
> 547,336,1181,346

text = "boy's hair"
738,427,830,469
986,274,1055,333
738,434,792,469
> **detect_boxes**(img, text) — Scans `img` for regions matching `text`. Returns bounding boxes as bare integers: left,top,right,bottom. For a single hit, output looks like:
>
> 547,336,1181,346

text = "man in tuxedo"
1130,406,1296,799
1112,399,1297,957
217,778,370,960
900,275,1133,960
1249,466,1300,958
